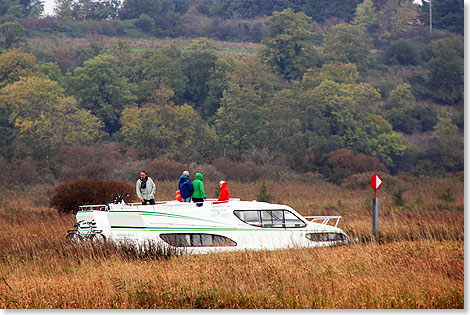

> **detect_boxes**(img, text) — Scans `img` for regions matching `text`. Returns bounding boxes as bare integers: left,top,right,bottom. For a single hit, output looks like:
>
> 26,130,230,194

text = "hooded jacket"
191,173,206,199
178,175,193,198
217,181,230,201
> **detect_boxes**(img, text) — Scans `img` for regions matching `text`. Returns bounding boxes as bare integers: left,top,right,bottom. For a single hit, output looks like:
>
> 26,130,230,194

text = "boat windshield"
233,209,306,228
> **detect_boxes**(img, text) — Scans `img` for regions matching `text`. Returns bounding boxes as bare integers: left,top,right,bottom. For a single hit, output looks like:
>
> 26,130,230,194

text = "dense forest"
0,0,463,187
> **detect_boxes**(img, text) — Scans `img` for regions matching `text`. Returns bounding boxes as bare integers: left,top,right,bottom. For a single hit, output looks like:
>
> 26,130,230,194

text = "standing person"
178,170,193,202
217,180,230,201
192,173,206,204
136,171,156,205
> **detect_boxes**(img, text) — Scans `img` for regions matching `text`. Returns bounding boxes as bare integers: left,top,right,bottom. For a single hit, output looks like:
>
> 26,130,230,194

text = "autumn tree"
67,54,136,134
259,8,321,80
0,76,104,161
376,0,416,41
120,91,217,163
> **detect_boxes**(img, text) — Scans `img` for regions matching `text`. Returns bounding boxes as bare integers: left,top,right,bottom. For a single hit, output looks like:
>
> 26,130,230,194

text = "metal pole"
429,0,432,33
372,197,378,241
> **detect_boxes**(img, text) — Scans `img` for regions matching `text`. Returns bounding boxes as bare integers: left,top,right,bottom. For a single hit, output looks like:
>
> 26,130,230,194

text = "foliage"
215,57,279,160
256,182,274,203
391,186,407,207
0,50,38,88
120,98,217,163
0,21,26,49
130,48,187,104
426,37,463,104
351,0,377,33
49,178,136,214
181,38,218,111
419,0,463,35
0,76,104,159
437,187,455,203
376,0,416,41
67,54,136,133
302,62,358,89
322,23,372,71
384,39,420,65
259,8,320,80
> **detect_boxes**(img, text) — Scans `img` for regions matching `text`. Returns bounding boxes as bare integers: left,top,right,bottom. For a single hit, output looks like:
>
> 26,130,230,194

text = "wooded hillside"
0,0,463,186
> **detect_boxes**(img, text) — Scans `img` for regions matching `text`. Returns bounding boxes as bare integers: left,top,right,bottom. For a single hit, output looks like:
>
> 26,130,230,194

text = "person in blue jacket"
178,170,193,202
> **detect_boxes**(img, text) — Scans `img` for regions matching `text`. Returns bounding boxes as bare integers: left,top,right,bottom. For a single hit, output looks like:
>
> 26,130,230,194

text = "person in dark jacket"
217,180,230,201
178,170,193,202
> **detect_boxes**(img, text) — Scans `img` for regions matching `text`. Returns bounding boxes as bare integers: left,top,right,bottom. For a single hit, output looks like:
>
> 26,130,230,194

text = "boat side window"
234,210,306,228
160,233,237,247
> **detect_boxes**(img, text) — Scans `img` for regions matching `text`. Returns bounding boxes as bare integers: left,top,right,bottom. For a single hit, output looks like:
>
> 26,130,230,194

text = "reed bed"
0,176,464,308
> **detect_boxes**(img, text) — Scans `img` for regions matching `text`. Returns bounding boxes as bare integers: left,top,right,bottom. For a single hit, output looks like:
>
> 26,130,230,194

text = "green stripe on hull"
108,210,230,226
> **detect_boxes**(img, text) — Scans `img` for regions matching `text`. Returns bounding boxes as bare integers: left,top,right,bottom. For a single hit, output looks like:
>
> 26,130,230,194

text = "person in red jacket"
217,180,230,201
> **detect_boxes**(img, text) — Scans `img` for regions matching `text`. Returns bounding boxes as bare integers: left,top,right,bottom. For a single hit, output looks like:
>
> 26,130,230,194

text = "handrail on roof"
304,216,341,228
79,204,107,211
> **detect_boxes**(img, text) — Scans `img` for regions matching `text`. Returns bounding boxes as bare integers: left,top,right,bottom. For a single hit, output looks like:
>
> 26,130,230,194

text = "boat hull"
75,200,349,254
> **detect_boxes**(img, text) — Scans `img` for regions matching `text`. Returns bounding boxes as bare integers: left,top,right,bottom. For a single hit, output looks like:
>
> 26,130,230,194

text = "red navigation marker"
370,174,382,197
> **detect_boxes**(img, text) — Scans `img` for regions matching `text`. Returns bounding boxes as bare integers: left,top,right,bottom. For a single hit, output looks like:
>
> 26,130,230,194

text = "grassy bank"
0,175,464,308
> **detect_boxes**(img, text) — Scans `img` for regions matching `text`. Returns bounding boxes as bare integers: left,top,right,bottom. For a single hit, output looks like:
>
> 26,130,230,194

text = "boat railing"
79,204,108,211
304,216,341,228
80,198,243,210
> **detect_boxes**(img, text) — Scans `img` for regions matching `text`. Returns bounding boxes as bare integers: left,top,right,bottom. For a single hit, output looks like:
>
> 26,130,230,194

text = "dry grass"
0,175,464,308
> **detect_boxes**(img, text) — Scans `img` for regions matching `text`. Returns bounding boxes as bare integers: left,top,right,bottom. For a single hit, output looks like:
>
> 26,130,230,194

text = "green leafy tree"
426,37,463,104
352,0,377,32
181,38,218,111
120,91,217,163
0,21,26,50
204,55,237,121
431,117,463,171
259,8,320,80
131,48,187,104
215,57,279,160
68,54,136,134
302,62,359,89
322,23,372,72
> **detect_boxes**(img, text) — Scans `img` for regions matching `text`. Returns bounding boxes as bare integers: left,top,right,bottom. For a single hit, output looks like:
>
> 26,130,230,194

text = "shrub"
213,158,267,182
55,143,134,181
50,178,137,214
391,187,407,207
328,149,389,177
144,159,189,181
385,39,420,65
256,182,274,203
437,187,456,203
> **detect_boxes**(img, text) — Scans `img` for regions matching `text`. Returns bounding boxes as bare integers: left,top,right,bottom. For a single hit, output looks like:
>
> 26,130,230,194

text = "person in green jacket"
192,173,206,204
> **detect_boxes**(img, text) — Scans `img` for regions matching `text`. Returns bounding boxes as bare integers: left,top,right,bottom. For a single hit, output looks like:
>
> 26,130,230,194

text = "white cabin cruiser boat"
74,197,349,254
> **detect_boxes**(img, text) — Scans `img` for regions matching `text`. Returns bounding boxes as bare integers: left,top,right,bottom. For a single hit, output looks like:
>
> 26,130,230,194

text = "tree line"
0,0,464,186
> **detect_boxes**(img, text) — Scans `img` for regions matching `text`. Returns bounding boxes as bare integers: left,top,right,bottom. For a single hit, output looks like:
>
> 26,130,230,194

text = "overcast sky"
43,0,55,16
